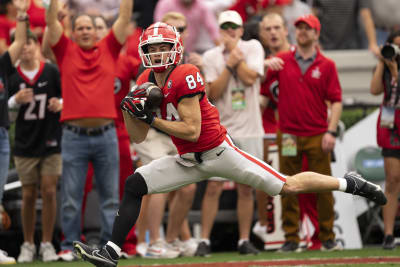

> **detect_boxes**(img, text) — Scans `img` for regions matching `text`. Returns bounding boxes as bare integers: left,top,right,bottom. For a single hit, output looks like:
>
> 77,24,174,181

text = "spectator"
0,0,29,264
45,0,133,261
252,12,291,244
264,14,342,252
134,12,198,258
80,15,140,258
8,30,62,263
0,0,17,54
312,0,379,57
196,10,264,256
154,0,220,53
370,30,400,250
73,21,386,267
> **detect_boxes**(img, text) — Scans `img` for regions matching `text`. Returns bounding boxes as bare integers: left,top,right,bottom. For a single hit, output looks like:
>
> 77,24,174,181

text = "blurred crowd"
0,0,399,264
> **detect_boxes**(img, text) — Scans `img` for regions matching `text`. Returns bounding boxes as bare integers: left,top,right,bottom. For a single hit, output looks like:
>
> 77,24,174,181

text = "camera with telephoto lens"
381,44,400,59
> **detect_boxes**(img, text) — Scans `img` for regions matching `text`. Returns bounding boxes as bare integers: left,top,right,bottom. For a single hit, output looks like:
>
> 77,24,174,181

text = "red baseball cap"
294,14,321,32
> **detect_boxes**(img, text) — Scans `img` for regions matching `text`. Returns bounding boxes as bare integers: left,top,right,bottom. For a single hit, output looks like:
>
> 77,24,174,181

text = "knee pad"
124,172,148,197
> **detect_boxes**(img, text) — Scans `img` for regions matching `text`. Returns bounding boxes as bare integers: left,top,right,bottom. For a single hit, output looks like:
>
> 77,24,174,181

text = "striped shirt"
313,0,370,50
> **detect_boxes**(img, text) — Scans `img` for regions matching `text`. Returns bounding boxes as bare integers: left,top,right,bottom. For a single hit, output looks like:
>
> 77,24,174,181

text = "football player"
73,22,387,267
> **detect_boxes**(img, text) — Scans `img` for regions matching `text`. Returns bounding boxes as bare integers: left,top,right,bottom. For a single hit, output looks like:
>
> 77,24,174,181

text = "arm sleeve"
8,95,20,109
324,61,342,102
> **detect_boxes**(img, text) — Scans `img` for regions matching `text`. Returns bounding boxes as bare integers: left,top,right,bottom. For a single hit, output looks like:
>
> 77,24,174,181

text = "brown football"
145,83,163,110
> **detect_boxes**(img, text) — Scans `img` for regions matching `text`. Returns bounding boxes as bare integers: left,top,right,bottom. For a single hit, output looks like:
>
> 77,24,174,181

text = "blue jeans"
0,127,10,204
60,127,119,251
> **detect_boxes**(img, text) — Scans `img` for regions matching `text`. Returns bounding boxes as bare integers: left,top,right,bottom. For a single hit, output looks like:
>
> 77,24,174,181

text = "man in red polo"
264,14,343,251
45,0,134,261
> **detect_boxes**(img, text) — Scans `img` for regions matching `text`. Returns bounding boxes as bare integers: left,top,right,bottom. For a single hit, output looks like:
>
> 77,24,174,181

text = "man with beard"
264,14,342,251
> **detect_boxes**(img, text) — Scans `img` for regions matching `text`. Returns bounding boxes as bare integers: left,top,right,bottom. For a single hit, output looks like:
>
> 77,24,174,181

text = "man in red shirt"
73,22,386,267
45,0,133,261
263,14,342,251
81,15,140,258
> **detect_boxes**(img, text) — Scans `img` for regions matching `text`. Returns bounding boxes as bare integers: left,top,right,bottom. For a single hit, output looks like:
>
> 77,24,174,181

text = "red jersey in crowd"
136,64,226,155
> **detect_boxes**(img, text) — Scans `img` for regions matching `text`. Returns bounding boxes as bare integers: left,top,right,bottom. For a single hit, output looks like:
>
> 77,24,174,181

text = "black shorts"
382,148,400,159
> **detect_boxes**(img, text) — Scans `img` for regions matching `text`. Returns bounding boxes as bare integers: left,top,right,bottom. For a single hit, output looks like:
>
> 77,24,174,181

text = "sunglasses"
176,26,187,33
220,22,241,30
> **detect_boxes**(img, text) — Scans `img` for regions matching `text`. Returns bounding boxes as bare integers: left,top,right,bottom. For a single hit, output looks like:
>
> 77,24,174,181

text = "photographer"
370,30,400,250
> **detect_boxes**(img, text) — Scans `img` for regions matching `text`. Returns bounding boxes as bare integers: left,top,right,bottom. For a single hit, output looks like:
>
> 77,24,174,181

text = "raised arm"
45,0,64,46
8,0,29,65
112,0,134,45
359,7,379,57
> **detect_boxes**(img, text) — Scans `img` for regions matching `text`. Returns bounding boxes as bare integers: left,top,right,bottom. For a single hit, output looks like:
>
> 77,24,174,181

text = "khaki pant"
277,131,335,243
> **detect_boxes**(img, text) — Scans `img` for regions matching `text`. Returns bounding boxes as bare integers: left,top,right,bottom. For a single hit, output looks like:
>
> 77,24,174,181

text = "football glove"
121,97,155,125
126,84,147,99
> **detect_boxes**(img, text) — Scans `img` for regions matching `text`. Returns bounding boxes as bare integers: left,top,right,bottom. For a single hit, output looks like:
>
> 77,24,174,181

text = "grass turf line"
11,247,400,266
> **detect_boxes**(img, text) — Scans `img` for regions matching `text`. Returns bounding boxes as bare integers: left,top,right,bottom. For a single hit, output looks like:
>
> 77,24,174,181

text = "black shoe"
195,241,211,257
238,241,259,255
278,241,301,252
382,235,396,250
321,239,342,251
73,241,118,267
344,171,387,205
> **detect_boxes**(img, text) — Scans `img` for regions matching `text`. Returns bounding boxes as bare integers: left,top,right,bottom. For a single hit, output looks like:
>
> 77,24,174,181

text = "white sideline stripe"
4,181,22,191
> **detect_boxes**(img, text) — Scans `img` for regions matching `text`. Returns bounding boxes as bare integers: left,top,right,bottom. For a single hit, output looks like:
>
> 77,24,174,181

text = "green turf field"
12,246,400,266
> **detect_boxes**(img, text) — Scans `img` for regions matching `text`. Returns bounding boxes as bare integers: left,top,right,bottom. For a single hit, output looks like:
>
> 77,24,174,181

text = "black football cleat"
73,241,118,267
344,171,387,205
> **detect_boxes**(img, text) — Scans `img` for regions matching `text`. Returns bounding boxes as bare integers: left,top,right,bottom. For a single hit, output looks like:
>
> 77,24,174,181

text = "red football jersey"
136,64,226,155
